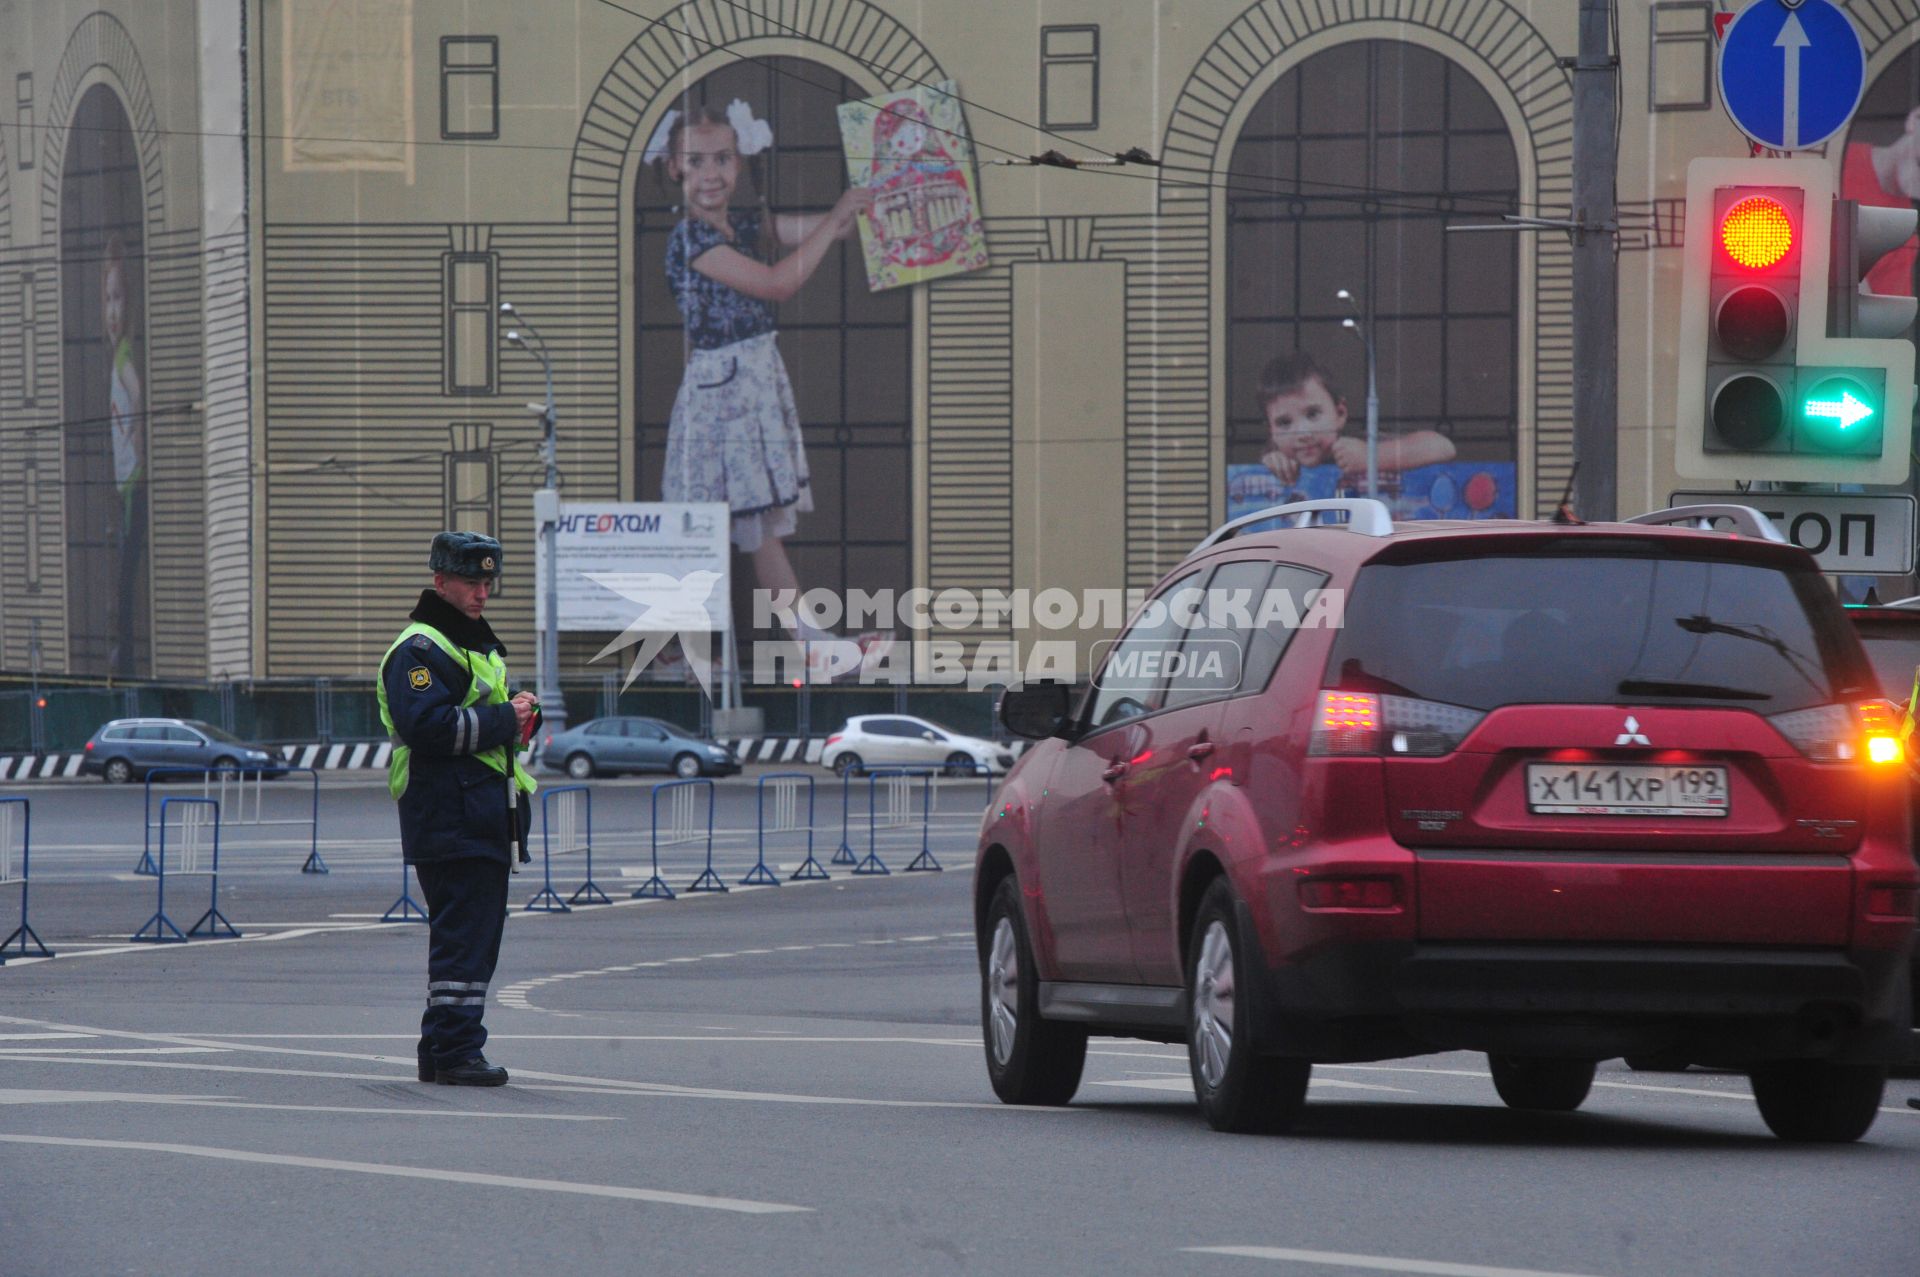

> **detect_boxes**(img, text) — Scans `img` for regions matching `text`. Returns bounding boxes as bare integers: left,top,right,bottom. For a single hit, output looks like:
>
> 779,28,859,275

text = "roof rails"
1620,503,1789,544
1198,498,1395,549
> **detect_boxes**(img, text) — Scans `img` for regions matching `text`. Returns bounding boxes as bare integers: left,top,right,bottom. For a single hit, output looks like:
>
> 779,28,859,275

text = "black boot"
416,1042,434,1083
435,1055,509,1086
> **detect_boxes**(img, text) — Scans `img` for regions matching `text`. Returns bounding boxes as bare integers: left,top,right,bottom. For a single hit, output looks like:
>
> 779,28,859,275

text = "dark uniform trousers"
416,856,512,1066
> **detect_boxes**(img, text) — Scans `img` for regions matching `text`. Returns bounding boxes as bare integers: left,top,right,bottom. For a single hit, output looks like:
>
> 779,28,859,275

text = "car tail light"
826,734,842,747
1308,691,1483,757
543,735,552,748
1299,876,1399,910
1767,701,1904,763
84,740,94,752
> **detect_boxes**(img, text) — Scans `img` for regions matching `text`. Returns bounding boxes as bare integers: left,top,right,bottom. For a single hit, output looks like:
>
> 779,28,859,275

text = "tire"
943,751,975,777
1187,878,1310,1133
103,757,134,785
212,755,238,773
672,752,702,779
1750,1060,1886,1143
1489,1056,1597,1112
565,752,595,780
1624,1053,1691,1073
981,876,1087,1105
832,752,864,778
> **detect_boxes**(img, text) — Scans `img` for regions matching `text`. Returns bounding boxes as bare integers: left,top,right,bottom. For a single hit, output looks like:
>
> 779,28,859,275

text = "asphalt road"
0,775,1916,1276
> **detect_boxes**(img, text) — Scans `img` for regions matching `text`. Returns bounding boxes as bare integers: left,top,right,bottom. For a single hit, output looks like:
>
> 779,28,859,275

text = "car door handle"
1101,763,1129,782
1187,741,1216,760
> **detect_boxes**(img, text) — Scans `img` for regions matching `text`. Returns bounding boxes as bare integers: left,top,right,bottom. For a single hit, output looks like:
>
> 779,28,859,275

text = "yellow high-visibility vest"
376,623,537,802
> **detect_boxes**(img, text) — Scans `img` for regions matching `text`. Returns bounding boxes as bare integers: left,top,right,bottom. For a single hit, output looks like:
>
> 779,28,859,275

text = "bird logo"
586,570,726,696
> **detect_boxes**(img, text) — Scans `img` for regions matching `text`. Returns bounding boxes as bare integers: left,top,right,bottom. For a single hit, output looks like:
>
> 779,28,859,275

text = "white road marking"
195,1033,977,1045
0,1033,94,1041
1090,1077,1412,1095
1185,1247,1609,1277
0,1047,222,1056
0,1088,616,1120
0,1014,1041,1112
0,1134,807,1214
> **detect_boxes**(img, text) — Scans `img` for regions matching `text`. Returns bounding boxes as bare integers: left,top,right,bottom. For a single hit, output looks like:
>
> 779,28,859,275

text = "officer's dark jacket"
383,590,520,864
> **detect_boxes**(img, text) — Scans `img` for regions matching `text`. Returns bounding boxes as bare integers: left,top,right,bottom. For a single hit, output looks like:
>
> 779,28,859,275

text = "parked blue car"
83,718,280,783
540,717,739,780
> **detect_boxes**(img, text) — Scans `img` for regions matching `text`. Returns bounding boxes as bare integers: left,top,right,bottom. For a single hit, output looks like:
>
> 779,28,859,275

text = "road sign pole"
1572,0,1619,520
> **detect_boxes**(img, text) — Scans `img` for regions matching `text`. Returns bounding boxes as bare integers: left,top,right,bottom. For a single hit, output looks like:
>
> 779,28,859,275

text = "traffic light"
1676,157,1916,484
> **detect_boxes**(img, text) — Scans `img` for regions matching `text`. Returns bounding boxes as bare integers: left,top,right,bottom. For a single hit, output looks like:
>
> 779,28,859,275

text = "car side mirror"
999,682,1072,740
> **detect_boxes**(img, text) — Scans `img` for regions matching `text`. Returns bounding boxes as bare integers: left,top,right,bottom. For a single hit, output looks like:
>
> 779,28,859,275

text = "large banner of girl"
641,83,990,679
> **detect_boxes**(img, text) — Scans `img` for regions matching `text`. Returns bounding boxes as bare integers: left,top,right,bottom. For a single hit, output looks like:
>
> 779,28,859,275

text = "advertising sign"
536,502,730,633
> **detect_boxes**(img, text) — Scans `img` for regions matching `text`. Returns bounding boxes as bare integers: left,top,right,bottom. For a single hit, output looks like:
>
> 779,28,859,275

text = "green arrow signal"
1805,389,1874,430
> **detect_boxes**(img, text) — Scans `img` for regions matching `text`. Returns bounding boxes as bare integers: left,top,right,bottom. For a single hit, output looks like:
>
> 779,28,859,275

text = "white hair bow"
727,99,774,156
642,109,680,166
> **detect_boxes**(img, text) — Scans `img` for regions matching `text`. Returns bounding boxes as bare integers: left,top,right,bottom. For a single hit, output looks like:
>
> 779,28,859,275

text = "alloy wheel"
987,916,1019,1065
1192,919,1235,1089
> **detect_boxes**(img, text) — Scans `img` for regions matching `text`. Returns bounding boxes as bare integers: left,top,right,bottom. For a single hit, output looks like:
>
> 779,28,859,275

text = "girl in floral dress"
651,100,888,676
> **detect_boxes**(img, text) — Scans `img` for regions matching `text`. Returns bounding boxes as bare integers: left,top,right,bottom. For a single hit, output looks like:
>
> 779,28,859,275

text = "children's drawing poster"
1226,461,1519,524
838,82,990,292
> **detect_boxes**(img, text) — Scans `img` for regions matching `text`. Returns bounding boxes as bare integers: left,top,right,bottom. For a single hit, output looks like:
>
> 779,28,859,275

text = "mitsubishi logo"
1615,715,1651,746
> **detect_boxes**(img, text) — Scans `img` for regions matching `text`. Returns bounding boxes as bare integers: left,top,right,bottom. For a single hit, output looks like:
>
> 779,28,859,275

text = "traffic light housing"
1676,157,1916,484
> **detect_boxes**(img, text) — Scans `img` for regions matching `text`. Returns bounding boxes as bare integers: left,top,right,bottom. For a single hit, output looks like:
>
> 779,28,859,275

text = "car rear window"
1326,549,1862,713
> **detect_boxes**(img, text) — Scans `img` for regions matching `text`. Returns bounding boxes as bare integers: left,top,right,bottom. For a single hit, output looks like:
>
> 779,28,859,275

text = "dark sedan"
539,716,739,779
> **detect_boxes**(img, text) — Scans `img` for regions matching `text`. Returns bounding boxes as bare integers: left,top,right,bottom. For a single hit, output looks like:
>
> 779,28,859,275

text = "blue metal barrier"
526,785,595,912
632,777,715,900
0,798,51,959
552,786,610,905
745,772,813,885
380,857,430,923
133,797,237,942
830,767,858,866
858,768,936,875
135,766,324,875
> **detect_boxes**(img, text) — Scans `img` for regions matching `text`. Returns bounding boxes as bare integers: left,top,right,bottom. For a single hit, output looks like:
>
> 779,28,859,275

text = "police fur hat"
429,530,502,580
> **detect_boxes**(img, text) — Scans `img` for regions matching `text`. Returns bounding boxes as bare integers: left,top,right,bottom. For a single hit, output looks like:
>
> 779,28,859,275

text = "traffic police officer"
378,531,539,1086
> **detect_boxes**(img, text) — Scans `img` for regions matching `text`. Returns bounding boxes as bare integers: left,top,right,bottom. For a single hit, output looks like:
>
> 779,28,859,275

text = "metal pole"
1572,0,1619,520
539,354,567,733
1364,329,1380,500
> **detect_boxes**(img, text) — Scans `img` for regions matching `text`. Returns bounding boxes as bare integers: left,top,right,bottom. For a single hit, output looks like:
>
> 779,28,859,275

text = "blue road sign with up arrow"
1718,0,1865,152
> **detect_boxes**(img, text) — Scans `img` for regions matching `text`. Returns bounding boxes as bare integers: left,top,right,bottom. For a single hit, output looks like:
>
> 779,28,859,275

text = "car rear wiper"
1616,678,1771,701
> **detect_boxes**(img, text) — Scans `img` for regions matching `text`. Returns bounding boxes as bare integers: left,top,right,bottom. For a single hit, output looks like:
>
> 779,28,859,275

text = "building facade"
2,0,1917,681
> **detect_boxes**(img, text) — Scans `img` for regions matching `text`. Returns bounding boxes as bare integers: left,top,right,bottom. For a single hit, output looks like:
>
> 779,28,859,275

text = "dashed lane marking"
1183,1246,1609,1277
0,1134,809,1214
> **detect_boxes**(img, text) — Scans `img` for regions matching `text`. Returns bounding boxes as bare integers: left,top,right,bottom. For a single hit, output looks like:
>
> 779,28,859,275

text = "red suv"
977,500,1917,1142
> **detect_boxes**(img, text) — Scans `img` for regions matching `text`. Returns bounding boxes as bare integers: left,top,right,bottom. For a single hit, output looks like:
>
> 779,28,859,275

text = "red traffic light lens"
1720,196,1793,270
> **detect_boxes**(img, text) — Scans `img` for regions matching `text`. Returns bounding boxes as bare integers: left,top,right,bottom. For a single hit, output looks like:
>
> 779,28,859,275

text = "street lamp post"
1335,288,1380,499
503,302,568,735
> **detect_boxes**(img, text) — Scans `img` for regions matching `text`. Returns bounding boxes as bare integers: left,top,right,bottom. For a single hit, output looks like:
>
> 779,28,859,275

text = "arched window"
1226,41,1520,490
60,82,149,676
635,58,912,637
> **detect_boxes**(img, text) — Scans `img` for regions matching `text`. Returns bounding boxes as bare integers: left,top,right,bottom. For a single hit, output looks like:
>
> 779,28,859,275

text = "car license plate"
1525,763,1729,817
